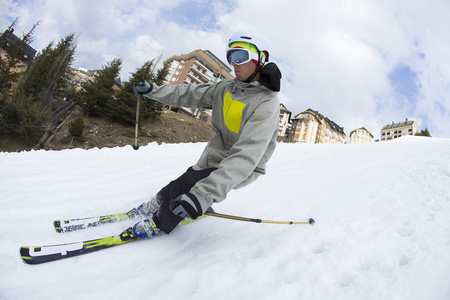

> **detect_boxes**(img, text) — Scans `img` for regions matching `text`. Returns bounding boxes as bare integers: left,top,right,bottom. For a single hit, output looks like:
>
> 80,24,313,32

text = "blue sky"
2,0,450,139
389,65,420,108
388,65,421,116
160,0,235,30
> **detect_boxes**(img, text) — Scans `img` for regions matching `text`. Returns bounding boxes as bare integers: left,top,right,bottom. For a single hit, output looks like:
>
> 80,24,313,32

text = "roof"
203,50,232,73
0,30,37,65
382,120,416,130
349,127,374,138
279,103,291,113
293,108,345,136
164,49,232,75
292,108,322,122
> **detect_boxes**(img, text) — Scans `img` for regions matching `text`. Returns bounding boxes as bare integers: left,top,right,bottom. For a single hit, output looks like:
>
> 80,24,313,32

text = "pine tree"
416,128,431,137
76,57,123,117
0,19,51,142
1,91,50,141
0,19,38,100
68,115,84,138
76,57,169,125
114,59,167,124
19,33,76,106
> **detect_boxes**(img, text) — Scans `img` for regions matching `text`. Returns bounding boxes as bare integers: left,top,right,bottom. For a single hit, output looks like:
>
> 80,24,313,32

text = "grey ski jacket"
146,78,280,213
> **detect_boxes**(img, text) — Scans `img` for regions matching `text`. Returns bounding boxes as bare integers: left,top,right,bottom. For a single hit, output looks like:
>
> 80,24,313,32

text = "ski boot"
132,218,160,238
135,201,153,217
135,197,161,218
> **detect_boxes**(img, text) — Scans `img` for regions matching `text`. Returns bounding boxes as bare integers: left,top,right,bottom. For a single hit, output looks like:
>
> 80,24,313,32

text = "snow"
1,136,450,300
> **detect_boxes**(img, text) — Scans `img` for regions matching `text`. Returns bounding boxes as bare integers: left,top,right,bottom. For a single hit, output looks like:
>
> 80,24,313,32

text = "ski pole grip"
133,80,153,96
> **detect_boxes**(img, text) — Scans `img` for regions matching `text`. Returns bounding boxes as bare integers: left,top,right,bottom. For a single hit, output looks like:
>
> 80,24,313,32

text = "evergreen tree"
68,115,84,138
114,59,168,124
1,91,50,141
155,61,170,86
0,19,38,100
76,57,169,125
19,33,76,105
416,128,431,137
76,57,122,117
0,19,51,143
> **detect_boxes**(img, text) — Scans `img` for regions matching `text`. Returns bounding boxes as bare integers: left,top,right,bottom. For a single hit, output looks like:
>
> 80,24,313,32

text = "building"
381,119,418,141
164,49,233,85
162,49,233,118
290,109,346,144
278,103,291,137
70,67,100,90
349,127,374,143
0,29,37,75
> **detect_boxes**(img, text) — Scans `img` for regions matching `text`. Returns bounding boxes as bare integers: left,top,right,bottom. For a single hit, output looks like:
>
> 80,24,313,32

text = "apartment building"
162,49,233,118
349,127,374,143
164,49,233,85
381,119,418,141
70,67,100,90
290,109,346,144
278,103,291,137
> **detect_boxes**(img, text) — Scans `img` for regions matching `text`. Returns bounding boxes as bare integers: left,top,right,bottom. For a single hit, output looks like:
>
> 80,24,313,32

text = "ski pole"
132,80,152,150
133,94,141,150
205,211,315,225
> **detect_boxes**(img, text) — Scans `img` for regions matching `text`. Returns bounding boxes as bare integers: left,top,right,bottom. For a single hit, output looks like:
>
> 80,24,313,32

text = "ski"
53,208,140,233
20,216,204,265
21,227,141,265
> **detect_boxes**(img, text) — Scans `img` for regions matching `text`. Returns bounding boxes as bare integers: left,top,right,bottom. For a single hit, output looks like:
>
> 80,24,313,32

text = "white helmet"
228,30,271,62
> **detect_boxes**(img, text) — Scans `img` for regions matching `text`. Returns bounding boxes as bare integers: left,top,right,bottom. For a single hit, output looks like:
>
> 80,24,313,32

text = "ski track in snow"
1,136,450,300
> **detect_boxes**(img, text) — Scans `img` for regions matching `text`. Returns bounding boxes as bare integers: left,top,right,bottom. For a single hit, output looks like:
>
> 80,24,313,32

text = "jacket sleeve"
145,83,217,108
191,96,280,212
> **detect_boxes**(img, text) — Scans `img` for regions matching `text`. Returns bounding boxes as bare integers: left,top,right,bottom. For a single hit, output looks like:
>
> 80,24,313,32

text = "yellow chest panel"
223,92,246,134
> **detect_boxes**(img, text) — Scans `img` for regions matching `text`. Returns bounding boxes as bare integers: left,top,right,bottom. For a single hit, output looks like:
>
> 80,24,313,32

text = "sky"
2,0,450,139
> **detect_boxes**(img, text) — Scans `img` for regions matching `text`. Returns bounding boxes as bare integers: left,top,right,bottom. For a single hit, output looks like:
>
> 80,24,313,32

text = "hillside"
1,105,290,152
42,107,214,150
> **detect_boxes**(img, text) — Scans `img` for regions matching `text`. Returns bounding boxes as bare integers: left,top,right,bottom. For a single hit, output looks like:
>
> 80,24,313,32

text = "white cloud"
3,0,450,138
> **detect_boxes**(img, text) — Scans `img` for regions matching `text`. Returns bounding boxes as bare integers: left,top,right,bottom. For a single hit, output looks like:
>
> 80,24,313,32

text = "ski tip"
308,218,315,225
20,247,35,265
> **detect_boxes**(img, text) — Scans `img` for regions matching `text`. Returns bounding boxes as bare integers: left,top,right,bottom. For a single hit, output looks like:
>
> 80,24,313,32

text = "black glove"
153,193,202,234
133,80,153,97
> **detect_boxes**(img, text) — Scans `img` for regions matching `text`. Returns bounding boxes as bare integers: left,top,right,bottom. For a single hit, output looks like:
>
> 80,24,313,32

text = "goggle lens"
227,49,254,65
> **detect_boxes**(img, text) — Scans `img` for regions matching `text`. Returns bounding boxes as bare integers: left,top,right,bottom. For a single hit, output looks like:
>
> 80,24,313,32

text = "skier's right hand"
133,80,153,97
153,193,202,234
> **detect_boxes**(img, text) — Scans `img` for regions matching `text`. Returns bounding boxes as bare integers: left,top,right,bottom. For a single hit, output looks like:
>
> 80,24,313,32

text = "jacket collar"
232,62,282,93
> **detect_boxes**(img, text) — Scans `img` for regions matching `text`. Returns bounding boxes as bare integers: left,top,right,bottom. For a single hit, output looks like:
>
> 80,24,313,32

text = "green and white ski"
21,216,204,265
20,226,141,265
53,208,139,233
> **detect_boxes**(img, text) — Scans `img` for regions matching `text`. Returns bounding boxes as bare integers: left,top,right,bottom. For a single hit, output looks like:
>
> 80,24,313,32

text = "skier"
132,30,282,237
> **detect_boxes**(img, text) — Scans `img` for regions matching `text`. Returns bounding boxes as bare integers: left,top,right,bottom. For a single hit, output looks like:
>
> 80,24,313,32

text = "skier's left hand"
154,193,202,234
133,80,153,97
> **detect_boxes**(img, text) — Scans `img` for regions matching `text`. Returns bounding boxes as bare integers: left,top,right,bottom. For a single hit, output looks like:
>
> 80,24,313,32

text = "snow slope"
1,136,450,300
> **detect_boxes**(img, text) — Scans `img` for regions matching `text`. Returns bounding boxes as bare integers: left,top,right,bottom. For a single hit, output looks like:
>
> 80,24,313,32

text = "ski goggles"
226,48,260,65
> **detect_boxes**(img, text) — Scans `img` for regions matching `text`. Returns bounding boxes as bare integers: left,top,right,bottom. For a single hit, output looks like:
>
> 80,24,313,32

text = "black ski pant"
154,166,217,233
